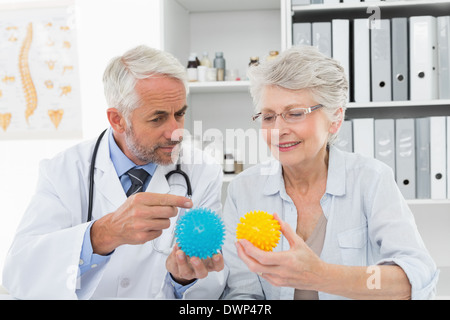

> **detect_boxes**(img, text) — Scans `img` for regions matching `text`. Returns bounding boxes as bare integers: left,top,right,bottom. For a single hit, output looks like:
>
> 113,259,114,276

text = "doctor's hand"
166,244,224,285
90,193,193,255
236,213,323,291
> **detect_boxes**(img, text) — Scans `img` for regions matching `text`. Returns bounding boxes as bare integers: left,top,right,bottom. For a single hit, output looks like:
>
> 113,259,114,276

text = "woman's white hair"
247,45,348,145
103,45,188,121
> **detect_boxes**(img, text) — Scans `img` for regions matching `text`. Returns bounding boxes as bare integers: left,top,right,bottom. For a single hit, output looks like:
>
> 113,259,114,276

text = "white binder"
293,23,311,46
430,117,447,199
375,119,396,176
312,22,332,58
352,118,374,158
353,19,371,103
410,16,438,101
415,118,431,199
332,19,350,101
336,120,353,153
448,117,450,199
371,19,392,102
437,16,450,99
391,18,409,101
395,118,416,199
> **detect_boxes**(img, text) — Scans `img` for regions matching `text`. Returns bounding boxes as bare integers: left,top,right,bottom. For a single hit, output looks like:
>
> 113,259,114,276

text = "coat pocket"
337,225,368,266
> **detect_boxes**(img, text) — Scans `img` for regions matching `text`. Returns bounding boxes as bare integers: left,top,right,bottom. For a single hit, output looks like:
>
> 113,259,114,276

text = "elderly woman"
221,46,439,300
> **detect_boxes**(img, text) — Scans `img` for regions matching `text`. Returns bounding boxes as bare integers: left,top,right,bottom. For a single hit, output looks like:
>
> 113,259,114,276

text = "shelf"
346,99,450,119
189,81,250,93
292,0,450,12
176,0,280,13
407,199,450,206
292,0,450,22
348,99,450,109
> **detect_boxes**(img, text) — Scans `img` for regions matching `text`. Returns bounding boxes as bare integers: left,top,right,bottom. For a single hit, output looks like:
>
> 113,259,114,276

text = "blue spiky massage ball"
175,208,225,259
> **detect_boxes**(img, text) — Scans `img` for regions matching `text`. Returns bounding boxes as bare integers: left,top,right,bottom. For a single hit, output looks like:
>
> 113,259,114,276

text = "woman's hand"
235,213,324,290
236,213,412,299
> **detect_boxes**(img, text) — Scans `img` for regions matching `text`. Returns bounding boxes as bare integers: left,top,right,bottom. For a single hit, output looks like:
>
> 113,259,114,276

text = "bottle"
223,150,235,174
246,57,260,80
249,56,260,67
200,52,212,68
266,51,279,61
187,53,199,82
197,66,207,82
214,52,226,81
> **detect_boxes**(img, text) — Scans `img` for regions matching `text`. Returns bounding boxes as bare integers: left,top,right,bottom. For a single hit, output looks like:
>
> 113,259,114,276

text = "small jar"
266,51,279,61
197,66,207,82
249,56,260,67
187,53,199,82
223,152,235,174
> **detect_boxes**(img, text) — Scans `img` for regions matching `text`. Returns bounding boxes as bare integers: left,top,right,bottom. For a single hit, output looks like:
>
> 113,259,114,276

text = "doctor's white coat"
2,128,227,299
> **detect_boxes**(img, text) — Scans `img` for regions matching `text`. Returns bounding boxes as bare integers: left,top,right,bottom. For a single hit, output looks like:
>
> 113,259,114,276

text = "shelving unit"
349,99,450,109
289,0,450,298
347,99,450,119
163,0,450,297
289,0,450,29
162,0,280,168
188,80,250,94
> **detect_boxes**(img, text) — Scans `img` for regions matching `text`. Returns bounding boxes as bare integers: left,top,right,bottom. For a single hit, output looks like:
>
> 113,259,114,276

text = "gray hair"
103,45,188,120
247,45,348,145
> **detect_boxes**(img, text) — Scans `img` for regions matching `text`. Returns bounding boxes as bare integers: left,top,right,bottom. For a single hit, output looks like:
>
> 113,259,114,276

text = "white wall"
0,0,162,278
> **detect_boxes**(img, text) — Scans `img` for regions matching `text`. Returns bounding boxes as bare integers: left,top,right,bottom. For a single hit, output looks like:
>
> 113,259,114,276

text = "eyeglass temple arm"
252,113,262,121
307,104,323,113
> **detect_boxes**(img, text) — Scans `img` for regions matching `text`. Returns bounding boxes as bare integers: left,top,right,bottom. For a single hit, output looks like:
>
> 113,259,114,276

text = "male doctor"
2,45,227,299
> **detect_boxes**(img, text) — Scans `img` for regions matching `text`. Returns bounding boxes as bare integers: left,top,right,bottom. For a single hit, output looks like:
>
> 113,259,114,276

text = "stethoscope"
87,129,193,255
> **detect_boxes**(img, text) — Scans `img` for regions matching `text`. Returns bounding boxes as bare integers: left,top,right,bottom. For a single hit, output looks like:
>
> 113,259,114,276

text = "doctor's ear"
107,108,127,133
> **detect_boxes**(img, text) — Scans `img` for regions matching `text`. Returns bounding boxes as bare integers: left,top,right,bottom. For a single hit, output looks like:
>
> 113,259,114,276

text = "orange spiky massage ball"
236,210,281,251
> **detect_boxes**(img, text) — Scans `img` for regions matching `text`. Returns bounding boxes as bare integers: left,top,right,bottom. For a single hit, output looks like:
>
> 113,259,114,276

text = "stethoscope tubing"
87,129,192,223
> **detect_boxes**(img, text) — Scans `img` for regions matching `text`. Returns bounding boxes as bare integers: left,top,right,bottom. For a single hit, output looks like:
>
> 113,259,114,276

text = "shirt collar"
108,128,158,177
325,145,346,196
262,145,346,197
262,159,284,196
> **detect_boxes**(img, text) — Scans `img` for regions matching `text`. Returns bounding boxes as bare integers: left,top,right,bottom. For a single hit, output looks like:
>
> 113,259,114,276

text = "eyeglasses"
252,104,323,125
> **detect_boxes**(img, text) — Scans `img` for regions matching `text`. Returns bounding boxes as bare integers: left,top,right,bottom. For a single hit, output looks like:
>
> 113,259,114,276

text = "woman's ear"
329,107,344,134
107,108,126,133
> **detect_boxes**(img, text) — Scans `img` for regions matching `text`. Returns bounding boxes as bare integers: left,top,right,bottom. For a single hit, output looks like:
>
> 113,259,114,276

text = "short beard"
124,125,182,165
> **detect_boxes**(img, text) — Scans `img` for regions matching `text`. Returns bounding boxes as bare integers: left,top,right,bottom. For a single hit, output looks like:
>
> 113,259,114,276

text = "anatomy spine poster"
0,1,81,139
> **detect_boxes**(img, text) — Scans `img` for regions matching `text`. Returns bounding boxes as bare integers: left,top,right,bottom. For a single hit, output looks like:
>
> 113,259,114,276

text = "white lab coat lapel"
92,129,127,219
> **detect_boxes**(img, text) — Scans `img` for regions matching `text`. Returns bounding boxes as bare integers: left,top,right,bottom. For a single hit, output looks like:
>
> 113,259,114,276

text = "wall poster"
0,0,81,139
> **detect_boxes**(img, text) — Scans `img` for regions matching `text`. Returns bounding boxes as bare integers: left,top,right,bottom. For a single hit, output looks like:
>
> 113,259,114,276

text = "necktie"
126,168,150,197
